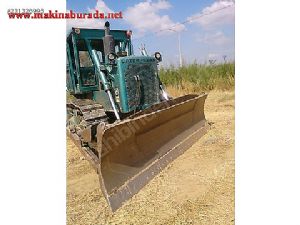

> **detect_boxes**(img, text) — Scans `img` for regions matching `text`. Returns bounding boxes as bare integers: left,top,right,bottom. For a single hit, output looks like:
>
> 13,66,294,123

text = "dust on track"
67,90,235,225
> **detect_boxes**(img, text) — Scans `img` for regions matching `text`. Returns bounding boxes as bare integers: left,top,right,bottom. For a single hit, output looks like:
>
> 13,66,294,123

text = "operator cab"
66,25,133,94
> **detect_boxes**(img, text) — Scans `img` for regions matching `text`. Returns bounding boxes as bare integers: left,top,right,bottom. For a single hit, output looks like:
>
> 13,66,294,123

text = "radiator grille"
124,63,160,111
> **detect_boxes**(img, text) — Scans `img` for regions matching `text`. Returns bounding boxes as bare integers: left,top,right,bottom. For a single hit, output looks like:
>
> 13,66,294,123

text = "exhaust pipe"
103,21,115,57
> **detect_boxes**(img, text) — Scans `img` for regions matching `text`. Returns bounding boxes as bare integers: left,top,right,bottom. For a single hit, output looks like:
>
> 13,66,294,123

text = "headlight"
108,53,117,61
126,30,132,38
154,52,162,61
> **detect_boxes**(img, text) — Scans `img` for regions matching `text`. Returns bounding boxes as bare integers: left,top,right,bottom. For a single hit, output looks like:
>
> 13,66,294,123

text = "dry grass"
159,63,235,91
67,89,235,225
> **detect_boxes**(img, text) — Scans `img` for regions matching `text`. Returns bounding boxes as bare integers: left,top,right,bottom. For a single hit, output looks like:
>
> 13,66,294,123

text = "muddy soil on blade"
67,90,235,225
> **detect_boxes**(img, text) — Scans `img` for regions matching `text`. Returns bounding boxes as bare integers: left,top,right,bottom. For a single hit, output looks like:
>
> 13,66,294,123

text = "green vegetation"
159,62,235,92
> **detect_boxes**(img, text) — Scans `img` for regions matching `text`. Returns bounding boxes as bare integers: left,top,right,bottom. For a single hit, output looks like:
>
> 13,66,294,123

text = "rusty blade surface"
96,93,208,211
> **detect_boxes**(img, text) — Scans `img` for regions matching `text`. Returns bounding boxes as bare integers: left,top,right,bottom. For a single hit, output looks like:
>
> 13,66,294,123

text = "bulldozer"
66,21,209,211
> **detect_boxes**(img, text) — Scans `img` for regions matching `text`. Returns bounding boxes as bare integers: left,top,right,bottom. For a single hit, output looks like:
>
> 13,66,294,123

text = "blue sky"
67,0,235,66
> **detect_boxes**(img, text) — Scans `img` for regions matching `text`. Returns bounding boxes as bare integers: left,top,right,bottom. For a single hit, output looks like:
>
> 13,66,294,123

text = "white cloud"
197,31,231,45
66,0,113,34
188,0,235,29
87,0,113,14
123,0,185,37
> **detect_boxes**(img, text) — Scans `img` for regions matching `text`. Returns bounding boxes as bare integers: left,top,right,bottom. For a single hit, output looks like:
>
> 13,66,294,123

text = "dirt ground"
67,90,235,225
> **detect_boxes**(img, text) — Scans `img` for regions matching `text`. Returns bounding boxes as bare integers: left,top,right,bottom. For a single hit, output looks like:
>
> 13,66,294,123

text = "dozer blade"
96,93,209,211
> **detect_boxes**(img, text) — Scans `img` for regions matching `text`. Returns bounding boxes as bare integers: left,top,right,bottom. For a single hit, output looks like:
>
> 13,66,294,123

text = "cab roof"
67,27,130,41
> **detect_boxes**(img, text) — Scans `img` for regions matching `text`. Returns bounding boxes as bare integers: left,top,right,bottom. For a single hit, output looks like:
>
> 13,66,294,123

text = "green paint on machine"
66,23,162,114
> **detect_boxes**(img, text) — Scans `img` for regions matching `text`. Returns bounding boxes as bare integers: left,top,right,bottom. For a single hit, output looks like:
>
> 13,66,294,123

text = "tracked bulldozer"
66,22,208,211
